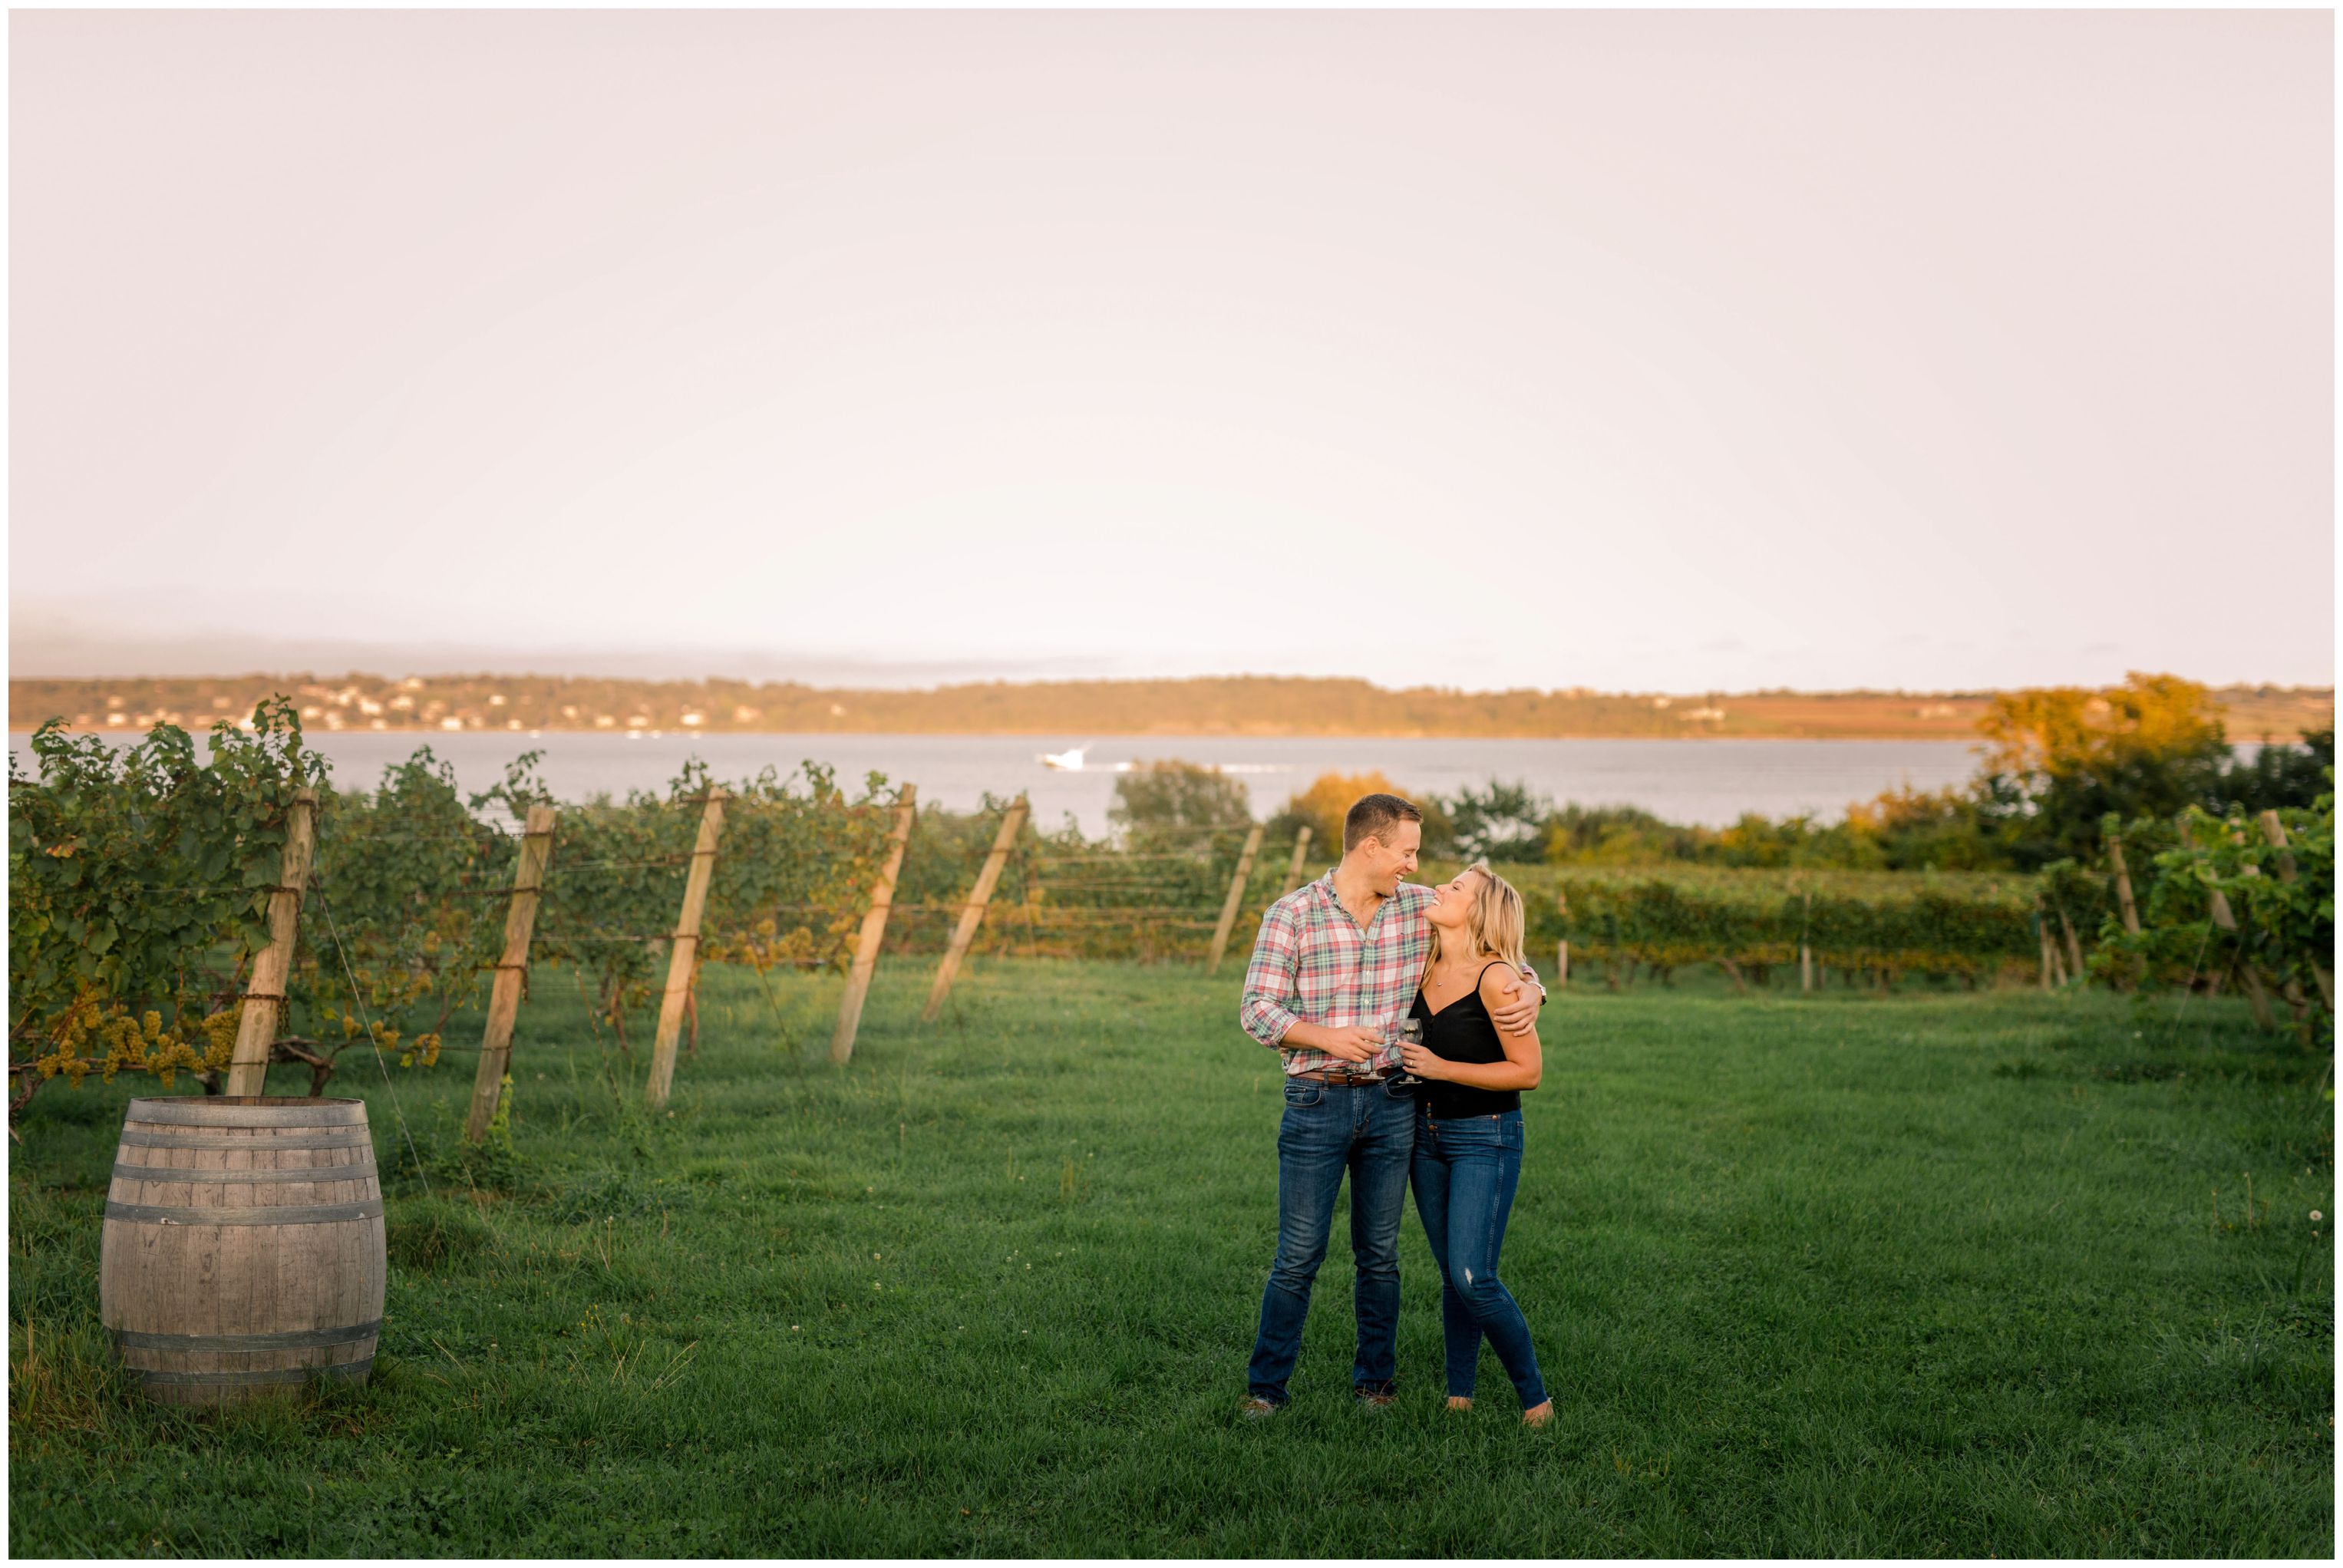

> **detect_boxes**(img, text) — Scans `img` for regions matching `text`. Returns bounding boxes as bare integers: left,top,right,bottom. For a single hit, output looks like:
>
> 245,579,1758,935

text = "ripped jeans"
1411,1107,1547,1409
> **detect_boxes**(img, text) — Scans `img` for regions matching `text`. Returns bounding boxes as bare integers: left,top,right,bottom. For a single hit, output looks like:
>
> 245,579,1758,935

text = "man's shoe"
1353,1388,1396,1409
1240,1396,1282,1420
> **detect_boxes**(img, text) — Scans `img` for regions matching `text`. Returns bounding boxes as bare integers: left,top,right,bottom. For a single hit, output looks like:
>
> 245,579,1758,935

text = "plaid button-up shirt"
1239,872,1538,1077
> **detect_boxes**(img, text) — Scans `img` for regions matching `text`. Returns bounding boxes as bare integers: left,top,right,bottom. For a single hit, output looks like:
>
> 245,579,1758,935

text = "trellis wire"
315,892,431,1200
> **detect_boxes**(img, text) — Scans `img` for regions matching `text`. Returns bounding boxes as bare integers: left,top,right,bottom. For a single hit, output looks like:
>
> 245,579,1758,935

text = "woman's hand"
1399,1041,1448,1081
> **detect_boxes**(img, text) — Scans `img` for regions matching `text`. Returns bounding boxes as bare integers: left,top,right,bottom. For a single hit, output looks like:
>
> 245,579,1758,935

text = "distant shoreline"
11,672,2330,746
8,725,1991,743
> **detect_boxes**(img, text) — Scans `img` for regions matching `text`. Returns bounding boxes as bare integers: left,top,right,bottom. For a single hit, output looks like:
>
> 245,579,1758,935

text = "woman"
1398,861,1553,1425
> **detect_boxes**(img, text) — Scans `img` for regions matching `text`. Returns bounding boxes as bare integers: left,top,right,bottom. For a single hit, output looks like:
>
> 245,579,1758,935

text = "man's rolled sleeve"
1239,898,1305,1050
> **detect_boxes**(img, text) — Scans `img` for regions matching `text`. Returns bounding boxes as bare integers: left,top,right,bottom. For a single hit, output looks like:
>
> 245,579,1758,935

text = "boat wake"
1035,745,1292,777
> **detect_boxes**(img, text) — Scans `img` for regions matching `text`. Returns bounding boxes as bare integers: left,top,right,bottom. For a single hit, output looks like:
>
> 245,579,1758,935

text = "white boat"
1039,745,1087,771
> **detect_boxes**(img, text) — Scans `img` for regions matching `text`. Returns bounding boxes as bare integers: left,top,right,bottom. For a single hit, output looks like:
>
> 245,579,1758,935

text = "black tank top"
1408,960,1522,1120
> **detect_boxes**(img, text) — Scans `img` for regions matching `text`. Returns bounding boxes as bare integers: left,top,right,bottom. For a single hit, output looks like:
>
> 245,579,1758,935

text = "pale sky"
9,9,2334,691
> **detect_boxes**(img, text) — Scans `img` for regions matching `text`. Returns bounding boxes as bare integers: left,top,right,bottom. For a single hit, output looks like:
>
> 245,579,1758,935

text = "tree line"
1140,675,2329,874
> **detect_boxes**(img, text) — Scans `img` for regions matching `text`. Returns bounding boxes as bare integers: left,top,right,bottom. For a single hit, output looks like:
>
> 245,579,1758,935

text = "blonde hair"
1422,861,1527,980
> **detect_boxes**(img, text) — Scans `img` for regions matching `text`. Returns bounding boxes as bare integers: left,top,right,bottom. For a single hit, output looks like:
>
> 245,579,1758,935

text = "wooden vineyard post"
2034,896,2056,991
2259,810,2332,1010
2203,883,2277,1030
2102,830,2143,991
2106,833,2142,936
2053,899,2085,982
224,788,319,1098
922,795,1029,1024
1206,823,1267,975
645,789,728,1109
1799,891,1813,995
466,803,557,1144
1279,825,1315,897
2226,822,2307,1031
1553,888,1571,989
2038,889,2071,985
2256,810,2301,881
832,784,918,1065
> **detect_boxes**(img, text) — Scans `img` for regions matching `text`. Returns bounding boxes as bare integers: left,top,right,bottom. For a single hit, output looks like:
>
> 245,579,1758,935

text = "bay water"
11,729,1983,837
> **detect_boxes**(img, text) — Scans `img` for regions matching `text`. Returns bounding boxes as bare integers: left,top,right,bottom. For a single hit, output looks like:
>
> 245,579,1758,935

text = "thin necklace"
1431,950,1487,989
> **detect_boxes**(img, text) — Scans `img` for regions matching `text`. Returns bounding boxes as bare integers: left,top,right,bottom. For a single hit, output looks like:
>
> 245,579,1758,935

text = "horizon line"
10,668,2335,701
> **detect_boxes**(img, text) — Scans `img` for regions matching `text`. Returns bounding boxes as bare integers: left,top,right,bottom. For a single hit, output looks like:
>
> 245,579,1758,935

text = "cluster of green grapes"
28,995,242,1091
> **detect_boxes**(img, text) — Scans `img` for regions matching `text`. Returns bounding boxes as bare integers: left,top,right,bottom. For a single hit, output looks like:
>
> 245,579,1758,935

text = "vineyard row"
12,713,2331,1136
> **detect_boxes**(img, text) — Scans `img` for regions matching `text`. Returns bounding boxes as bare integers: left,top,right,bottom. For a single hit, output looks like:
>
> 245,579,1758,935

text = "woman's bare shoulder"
1475,957,1524,1000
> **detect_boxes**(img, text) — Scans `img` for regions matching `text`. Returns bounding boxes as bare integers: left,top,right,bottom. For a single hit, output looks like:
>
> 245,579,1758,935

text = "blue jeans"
1247,1078,1417,1403
1411,1107,1547,1410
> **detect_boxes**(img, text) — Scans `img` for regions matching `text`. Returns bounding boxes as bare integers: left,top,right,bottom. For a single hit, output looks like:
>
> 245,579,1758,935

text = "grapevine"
7,701,324,1121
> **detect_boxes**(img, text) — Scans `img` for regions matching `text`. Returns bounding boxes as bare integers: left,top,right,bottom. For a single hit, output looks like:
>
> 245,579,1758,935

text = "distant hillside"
9,673,2331,743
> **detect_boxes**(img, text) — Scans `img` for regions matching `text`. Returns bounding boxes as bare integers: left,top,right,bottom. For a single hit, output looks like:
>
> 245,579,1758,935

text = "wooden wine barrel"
100,1096,385,1405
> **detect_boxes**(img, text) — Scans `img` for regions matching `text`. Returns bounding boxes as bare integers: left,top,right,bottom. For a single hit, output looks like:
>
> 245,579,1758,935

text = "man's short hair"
1344,792,1424,852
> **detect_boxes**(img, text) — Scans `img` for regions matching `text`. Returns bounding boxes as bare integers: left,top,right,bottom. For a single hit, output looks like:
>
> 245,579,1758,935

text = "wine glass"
1385,1015,1425,1088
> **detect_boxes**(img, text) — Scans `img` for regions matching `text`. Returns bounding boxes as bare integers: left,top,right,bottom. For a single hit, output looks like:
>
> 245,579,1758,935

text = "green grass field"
9,959,2334,1556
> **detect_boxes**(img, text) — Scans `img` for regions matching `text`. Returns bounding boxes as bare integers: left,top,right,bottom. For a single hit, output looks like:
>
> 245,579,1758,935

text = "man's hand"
1490,974,1543,1038
1292,1023,1383,1062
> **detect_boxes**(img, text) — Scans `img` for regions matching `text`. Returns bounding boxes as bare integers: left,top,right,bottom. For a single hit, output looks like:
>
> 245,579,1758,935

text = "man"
1238,791,1543,1415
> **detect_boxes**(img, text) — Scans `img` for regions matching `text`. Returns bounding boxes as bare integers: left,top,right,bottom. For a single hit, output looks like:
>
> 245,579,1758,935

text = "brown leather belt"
1292,1067,1394,1085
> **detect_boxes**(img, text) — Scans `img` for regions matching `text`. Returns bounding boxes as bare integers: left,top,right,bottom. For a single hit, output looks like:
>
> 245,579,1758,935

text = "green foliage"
886,794,1093,957
1229,704,2329,888
1514,683,2327,877
2037,856,2114,965
295,746,520,1076
533,761,897,1036
1501,864,2040,980
698,762,897,976
1539,803,1708,865
893,787,1296,966
2094,786,2335,1043
1832,784,2011,870
8,711,900,1104
1107,760,1249,847
1444,778,1547,862
432,1075,526,1196
2216,727,2335,815
1530,786,2012,873
1263,770,1456,860
20,689,2324,1114
1028,761,1265,959
1974,673,2234,867
8,701,325,1092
